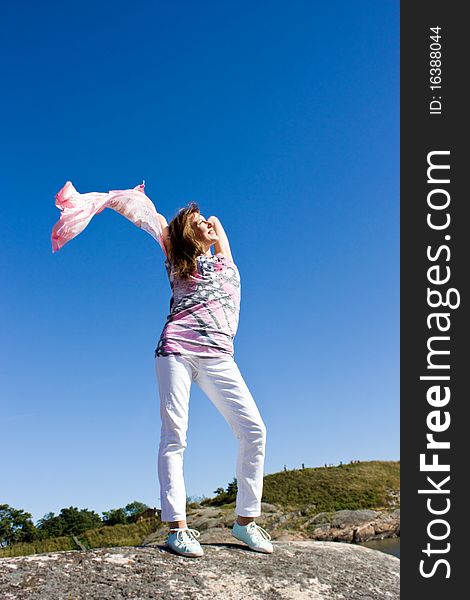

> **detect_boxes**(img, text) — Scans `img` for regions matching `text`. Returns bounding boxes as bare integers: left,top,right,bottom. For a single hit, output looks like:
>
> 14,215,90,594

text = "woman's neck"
202,244,212,256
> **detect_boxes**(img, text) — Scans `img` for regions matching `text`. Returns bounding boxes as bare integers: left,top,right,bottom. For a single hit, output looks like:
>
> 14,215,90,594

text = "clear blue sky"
1,0,399,525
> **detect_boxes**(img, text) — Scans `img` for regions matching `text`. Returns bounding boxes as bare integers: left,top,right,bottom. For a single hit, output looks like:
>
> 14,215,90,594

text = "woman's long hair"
167,202,205,279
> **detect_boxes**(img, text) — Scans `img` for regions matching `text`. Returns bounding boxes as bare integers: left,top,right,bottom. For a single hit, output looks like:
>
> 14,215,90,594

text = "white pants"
155,354,267,522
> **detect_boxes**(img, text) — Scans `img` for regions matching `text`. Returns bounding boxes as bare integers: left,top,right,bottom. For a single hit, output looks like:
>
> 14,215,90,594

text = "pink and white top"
50,181,241,357
155,253,241,358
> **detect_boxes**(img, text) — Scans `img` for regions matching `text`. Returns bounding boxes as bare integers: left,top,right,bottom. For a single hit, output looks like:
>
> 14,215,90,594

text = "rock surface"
144,504,400,545
0,541,399,599
305,509,401,543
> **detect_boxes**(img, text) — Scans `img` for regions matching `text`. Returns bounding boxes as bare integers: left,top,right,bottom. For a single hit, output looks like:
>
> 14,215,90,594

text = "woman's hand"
207,216,233,262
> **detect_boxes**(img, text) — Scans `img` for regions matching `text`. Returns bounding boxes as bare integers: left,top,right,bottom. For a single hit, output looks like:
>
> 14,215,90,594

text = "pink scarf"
51,181,165,254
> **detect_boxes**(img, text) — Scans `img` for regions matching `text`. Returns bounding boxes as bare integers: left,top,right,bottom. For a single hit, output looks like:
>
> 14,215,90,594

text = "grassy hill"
203,460,400,512
261,460,400,511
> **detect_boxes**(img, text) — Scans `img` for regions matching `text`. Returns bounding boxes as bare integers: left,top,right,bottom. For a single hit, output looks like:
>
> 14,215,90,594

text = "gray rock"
189,507,225,530
309,512,333,525
0,541,399,599
260,502,279,513
331,510,379,529
276,510,303,525
139,507,399,546
301,511,400,544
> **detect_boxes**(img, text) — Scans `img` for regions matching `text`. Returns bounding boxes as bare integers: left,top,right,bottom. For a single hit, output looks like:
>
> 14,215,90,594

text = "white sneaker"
166,528,204,558
231,521,274,554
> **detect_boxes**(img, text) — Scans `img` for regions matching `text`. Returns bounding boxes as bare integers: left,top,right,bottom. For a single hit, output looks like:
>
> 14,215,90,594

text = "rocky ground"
0,540,399,600
143,503,400,546
0,503,400,599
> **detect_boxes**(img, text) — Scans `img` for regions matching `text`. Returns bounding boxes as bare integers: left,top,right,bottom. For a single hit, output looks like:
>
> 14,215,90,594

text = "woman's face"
191,213,219,247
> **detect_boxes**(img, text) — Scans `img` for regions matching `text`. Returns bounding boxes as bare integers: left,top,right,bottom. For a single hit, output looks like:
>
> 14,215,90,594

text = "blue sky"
1,0,399,525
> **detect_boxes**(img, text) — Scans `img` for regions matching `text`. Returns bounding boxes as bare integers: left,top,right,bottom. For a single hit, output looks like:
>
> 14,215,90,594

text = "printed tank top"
155,253,241,357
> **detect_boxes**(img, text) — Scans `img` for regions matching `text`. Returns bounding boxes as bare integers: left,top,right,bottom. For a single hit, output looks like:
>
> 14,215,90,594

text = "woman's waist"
155,331,235,357
170,289,240,310
166,299,240,322
160,320,238,339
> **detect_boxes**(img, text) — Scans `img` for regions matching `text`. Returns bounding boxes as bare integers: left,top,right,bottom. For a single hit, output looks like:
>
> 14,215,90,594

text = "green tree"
102,501,150,525
36,512,64,539
36,507,102,538
124,501,149,523
101,508,128,526
0,504,38,547
226,478,238,499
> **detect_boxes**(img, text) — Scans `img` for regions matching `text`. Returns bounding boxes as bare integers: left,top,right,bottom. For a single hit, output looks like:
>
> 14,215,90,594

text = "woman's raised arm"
157,213,171,258
208,216,233,262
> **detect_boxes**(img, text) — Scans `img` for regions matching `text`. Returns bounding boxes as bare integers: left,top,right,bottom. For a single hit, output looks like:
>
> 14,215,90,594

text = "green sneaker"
231,521,274,554
166,528,204,558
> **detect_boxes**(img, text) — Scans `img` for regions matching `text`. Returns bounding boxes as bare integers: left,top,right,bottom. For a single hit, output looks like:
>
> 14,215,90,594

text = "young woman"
155,203,273,558
51,182,272,558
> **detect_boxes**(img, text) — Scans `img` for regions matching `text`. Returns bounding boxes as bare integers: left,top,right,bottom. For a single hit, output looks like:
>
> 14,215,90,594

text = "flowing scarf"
51,181,166,254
